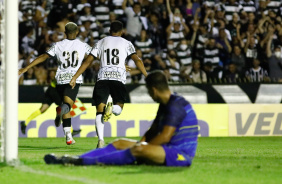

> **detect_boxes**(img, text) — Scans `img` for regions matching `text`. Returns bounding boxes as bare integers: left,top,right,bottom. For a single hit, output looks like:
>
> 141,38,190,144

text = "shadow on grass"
115,165,188,174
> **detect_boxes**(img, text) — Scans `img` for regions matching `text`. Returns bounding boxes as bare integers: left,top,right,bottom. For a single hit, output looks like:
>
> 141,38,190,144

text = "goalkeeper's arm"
140,119,158,142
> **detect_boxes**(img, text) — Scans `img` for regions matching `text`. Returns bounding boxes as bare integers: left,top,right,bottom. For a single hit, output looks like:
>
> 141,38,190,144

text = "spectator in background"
241,0,256,14
245,58,269,82
103,12,118,35
47,0,74,29
122,0,148,41
78,18,95,45
223,62,240,83
127,49,151,84
181,59,207,83
166,0,186,24
147,12,166,52
182,0,193,21
231,45,246,74
93,0,110,25
135,29,154,59
195,23,209,62
203,37,221,67
244,31,258,69
77,3,99,43
111,0,126,19
215,28,232,66
175,22,197,71
224,0,244,22
266,34,282,82
151,40,174,71
266,0,282,13
21,26,36,55
22,67,37,85
164,49,181,82
166,20,189,49
226,13,240,40
176,38,193,69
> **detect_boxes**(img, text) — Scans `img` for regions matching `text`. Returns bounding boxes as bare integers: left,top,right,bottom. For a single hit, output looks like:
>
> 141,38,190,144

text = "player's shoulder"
169,93,190,107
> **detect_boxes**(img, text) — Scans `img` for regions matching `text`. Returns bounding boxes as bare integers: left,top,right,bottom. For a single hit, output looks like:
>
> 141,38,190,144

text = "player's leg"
20,104,47,134
105,81,127,121
44,138,138,165
78,143,191,166
96,104,106,148
54,84,77,127
62,109,75,145
61,84,80,145
92,81,110,148
20,103,51,134
130,143,166,165
51,85,81,136
74,143,186,166
80,138,137,158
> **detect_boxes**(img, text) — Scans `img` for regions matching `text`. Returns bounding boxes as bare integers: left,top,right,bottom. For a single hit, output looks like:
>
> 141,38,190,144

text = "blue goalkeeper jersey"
155,93,198,154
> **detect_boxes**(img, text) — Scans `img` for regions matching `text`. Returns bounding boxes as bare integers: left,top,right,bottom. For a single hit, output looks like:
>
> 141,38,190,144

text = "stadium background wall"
18,103,282,138
19,84,282,137
19,83,282,104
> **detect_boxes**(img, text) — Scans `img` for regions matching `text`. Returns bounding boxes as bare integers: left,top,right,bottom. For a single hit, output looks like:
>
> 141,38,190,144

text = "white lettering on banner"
103,71,121,79
235,113,282,136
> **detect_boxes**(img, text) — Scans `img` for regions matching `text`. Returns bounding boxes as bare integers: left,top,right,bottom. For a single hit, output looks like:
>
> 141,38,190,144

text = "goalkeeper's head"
145,70,170,103
65,22,79,38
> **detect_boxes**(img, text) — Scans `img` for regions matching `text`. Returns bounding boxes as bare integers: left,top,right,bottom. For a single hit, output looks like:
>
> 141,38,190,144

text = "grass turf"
0,137,281,184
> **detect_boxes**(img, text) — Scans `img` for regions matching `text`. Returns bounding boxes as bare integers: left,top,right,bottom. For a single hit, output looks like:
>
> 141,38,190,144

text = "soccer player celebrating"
45,70,199,167
19,22,92,145
69,20,147,148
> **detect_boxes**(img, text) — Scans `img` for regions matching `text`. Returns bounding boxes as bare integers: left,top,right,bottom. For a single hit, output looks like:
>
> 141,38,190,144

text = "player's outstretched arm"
131,54,148,77
18,53,50,75
70,54,95,89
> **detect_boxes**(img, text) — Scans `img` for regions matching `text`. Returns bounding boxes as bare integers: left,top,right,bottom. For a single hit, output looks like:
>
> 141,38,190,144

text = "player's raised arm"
18,53,50,75
131,54,148,77
70,54,95,89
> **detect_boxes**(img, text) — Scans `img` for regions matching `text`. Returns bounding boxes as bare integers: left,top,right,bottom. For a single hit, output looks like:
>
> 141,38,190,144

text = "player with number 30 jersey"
19,22,90,145
47,39,92,85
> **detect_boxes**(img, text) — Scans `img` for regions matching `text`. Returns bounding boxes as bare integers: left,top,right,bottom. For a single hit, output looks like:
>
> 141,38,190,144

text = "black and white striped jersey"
224,2,243,21
240,0,256,13
245,66,268,82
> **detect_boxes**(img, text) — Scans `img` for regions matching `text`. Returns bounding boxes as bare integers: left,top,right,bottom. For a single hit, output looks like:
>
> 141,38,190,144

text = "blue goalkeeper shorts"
162,142,197,167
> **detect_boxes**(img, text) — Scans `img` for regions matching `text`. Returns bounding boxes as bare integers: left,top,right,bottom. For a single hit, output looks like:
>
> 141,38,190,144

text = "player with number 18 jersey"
90,36,136,84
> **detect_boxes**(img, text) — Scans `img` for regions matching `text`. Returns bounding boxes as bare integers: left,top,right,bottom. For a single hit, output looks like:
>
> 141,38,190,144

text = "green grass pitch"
0,137,282,184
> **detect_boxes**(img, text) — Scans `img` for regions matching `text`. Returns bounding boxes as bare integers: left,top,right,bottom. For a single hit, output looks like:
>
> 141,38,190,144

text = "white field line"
17,165,107,184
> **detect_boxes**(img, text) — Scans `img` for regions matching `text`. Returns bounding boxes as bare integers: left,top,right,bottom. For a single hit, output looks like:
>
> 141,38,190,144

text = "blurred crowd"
13,0,282,85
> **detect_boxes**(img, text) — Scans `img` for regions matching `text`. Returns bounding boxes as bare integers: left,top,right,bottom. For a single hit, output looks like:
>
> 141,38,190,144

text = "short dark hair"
145,70,169,91
110,21,123,33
